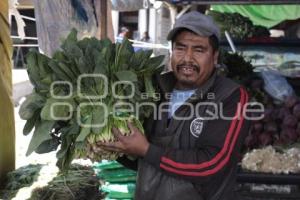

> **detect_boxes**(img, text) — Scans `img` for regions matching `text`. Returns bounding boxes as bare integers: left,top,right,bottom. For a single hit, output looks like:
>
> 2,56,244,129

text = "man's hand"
100,122,150,157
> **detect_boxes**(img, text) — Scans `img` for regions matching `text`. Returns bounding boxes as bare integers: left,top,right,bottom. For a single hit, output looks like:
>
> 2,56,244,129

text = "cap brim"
167,25,216,41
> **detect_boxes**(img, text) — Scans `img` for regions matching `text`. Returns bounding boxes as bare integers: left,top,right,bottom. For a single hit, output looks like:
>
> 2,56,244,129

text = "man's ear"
213,51,219,65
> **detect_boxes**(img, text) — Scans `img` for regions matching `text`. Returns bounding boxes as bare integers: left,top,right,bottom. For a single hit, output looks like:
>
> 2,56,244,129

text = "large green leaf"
94,55,108,96
61,28,78,50
40,98,74,121
58,62,77,80
40,99,55,121
56,122,79,171
84,43,96,73
52,51,65,61
26,120,55,156
77,56,89,74
115,39,134,71
100,38,113,49
23,110,40,135
37,53,52,79
40,74,53,86
115,70,137,82
67,28,78,42
26,50,40,85
144,75,156,99
57,123,79,159
35,137,60,154
76,115,92,142
91,105,106,134
26,51,52,91
94,51,108,76
48,60,72,82
143,55,165,73
19,93,46,120
130,49,153,70
103,43,115,71
89,37,102,49
77,37,91,50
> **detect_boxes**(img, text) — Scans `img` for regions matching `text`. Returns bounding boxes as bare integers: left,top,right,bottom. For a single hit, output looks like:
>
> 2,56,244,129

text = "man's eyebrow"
174,42,208,50
174,42,186,47
193,45,207,50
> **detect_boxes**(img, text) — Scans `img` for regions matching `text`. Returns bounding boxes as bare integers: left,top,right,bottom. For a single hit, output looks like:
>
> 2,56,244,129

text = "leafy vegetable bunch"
208,10,270,40
19,29,164,170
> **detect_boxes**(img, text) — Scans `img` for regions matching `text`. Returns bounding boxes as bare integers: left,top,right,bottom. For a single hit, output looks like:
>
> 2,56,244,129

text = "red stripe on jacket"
160,88,248,176
161,87,246,170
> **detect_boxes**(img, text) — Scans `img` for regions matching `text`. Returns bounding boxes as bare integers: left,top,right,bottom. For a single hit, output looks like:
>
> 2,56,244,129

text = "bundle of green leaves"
19,29,164,171
208,10,270,40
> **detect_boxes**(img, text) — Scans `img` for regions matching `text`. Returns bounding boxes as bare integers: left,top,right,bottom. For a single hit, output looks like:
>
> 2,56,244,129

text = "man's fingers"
127,121,138,134
99,141,123,152
100,145,118,152
112,127,124,141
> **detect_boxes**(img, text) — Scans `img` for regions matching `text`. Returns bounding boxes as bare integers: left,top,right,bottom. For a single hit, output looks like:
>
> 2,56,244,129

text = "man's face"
171,30,218,90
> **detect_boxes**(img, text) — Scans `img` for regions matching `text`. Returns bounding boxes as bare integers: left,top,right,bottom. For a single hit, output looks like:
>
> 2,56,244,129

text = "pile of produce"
242,146,300,174
218,51,265,103
208,10,270,40
30,164,102,200
0,164,43,199
19,29,164,170
218,51,254,83
217,39,300,175
219,51,300,149
244,94,300,149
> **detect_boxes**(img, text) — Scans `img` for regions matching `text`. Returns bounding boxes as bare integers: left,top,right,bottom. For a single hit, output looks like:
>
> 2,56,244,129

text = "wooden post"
0,0,15,187
100,0,108,39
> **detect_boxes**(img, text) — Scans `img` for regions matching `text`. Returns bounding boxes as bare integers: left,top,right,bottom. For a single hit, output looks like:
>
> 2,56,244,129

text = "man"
101,11,250,200
140,31,151,42
116,26,131,43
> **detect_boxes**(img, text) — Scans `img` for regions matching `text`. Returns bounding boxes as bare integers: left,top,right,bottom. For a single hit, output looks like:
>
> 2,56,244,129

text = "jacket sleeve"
117,156,138,171
143,87,251,182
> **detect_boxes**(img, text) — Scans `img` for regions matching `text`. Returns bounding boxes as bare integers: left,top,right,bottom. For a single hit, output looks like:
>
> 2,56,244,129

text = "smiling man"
171,30,217,89
101,11,251,200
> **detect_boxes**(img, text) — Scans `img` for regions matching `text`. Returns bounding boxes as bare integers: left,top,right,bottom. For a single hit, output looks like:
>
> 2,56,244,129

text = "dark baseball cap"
167,11,220,41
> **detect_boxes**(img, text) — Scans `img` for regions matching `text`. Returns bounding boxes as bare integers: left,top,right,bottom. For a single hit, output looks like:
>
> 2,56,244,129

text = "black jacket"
118,71,251,200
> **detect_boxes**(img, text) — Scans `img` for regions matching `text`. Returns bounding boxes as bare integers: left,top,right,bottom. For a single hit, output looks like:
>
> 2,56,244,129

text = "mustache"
176,63,200,72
